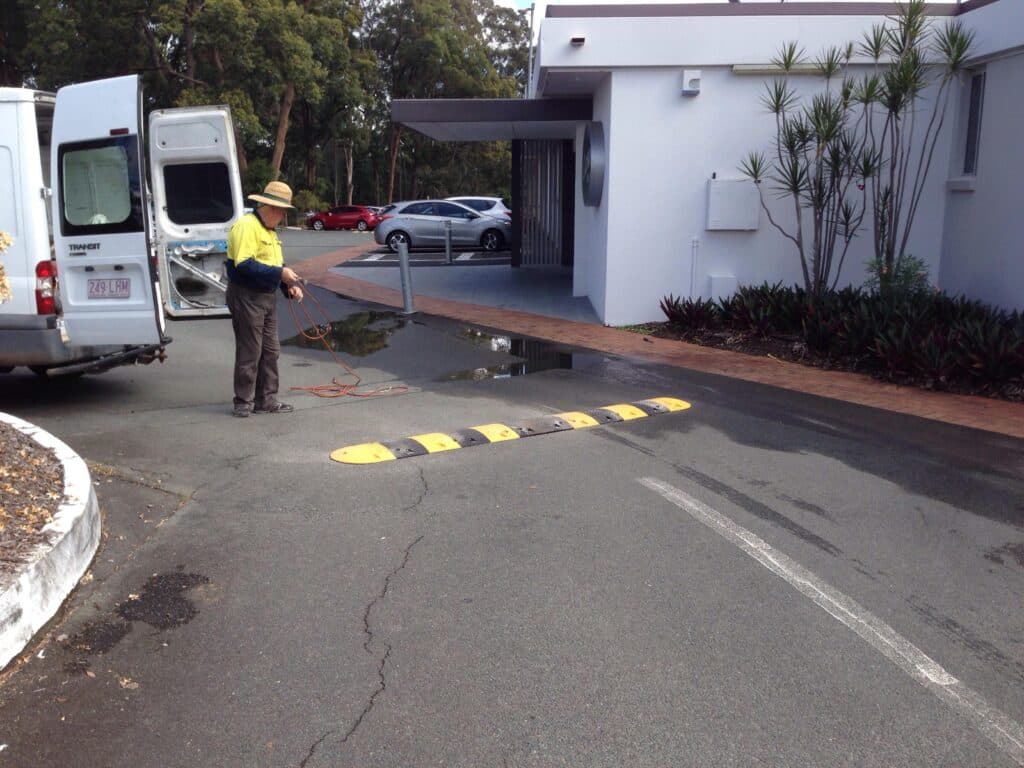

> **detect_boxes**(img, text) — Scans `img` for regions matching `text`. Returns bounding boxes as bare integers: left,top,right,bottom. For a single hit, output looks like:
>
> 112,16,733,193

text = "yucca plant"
859,0,975,294
741,42,870,299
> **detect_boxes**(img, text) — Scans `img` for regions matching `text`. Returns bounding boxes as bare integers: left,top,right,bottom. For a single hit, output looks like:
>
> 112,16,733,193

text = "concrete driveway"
0,232,1022,768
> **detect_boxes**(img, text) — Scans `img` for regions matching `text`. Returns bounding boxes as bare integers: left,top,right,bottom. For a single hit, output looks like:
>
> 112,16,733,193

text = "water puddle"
439,329,576,381
282,310,405,356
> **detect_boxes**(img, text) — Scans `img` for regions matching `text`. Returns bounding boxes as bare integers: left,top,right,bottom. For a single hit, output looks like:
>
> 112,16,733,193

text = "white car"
445,196,511,220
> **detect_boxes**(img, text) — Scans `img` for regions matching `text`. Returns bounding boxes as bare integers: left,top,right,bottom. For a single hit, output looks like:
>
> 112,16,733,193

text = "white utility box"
705,179,760,231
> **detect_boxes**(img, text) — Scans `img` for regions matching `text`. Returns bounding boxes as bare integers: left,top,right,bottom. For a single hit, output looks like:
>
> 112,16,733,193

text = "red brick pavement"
293,244,1024,440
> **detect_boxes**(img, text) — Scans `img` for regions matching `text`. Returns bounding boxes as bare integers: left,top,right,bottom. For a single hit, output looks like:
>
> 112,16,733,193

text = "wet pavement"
0,231,1022,767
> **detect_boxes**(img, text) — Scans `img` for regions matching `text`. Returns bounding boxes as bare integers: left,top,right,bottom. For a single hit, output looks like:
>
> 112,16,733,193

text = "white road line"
366,254,385,261
639,476,1024,766
455,253,474,261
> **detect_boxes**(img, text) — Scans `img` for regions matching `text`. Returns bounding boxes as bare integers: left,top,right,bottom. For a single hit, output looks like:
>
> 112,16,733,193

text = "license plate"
88,278,131,299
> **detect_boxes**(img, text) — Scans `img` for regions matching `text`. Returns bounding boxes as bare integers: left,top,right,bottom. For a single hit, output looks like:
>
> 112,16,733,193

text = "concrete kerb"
0,412,100,670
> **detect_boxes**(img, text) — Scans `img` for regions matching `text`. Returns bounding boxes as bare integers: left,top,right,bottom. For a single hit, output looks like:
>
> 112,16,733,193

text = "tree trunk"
344,140,354,205
270,83,295,180
234,121,248,178
386,124,402,203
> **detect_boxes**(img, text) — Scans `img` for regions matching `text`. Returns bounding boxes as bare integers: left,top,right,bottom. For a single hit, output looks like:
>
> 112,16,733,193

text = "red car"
306,205,380,231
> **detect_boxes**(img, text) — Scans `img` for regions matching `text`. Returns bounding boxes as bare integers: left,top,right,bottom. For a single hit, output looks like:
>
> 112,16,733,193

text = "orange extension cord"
285,285,409,400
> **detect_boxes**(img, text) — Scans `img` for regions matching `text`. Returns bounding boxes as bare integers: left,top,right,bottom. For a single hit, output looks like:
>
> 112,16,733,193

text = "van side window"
59,136,143,235
163,162,233,224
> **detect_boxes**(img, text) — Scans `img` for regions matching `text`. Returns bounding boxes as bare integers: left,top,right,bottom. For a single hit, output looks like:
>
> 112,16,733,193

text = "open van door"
149,105,243,317
51,75,165,346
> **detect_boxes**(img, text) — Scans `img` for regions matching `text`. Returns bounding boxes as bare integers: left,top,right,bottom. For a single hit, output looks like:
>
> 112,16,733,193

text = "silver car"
374,200,512,252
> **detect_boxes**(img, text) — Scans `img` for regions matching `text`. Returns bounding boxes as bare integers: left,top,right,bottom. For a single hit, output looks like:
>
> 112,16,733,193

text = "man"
225,181,304,417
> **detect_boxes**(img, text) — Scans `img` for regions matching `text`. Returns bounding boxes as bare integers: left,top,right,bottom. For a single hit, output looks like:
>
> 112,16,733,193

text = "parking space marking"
330,397,691,464
639,476,1024,766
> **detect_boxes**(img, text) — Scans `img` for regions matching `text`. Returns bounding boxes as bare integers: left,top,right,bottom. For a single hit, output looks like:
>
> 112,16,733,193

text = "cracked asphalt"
0,231,1022,767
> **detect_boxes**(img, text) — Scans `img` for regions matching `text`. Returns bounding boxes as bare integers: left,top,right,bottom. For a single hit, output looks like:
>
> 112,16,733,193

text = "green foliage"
660,295,720,330
4,0,528,207
676,284,1024,392
863,253,931,297
742,0,974,299
292,190,325,214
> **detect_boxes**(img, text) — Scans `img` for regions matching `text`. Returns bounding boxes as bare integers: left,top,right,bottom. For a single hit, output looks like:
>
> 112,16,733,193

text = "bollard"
444,220,453,265
397,241,415,314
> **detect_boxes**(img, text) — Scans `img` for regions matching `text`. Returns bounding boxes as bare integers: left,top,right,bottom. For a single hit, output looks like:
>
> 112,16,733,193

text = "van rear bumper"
0,320,78,367
0,314,129,368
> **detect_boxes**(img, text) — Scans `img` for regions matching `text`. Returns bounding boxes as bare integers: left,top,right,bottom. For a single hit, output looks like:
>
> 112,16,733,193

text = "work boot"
232,404,250,418
253,402,294,414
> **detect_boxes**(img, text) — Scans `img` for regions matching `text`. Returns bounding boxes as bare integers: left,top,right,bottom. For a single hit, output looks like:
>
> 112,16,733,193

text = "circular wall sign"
582,121,605,207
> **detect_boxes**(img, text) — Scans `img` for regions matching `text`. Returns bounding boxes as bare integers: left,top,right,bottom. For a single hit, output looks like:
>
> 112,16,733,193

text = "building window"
963,71,986,175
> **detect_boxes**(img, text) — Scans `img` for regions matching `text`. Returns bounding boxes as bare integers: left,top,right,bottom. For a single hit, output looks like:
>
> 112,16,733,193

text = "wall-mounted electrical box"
682,70,702,96
705,179,760,231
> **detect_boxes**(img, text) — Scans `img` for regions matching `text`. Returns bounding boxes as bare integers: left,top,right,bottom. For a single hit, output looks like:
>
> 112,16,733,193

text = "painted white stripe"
366,253,385,261
639,476,1024,766
455,253,474,261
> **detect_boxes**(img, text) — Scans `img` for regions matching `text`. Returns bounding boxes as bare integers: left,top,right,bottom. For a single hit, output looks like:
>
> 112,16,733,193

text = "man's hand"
288,284,304,302
282,266,299,284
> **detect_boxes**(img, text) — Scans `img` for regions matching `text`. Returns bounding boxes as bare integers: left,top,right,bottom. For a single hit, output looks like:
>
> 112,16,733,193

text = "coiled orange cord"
286,286,409,399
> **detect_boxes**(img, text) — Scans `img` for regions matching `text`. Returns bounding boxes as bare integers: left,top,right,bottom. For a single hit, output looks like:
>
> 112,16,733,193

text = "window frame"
58,135,145,237
963,70,986,176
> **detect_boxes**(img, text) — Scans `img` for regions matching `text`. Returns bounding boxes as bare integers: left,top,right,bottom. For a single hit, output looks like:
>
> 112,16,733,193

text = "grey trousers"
226,282,280,409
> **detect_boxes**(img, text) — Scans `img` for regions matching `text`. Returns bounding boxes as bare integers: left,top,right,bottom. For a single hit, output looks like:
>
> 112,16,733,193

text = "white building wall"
939,1,1024,311
596,66,951,326
572,74,612,318
542,11,962,325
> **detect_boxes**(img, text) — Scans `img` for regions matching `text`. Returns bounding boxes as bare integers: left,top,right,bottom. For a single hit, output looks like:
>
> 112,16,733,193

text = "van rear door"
149,106,243,317
51,74,164,346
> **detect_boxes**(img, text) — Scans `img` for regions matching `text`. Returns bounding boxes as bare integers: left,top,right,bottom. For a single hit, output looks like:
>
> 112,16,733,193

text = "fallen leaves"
0,423,64,575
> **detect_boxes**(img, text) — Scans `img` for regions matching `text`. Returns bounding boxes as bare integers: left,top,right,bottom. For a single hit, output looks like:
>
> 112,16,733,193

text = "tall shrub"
857,1,974,292
741,43,873,298
742,1,974,298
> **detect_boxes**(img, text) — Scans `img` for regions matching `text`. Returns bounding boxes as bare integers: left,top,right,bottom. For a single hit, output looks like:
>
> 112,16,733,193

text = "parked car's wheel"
386,230,411,252
311,219,325,231
481,229,505,252
356,220,368,232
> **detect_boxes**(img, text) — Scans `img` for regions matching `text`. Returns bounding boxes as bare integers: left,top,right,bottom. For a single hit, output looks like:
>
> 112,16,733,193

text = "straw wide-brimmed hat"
247,181,295,209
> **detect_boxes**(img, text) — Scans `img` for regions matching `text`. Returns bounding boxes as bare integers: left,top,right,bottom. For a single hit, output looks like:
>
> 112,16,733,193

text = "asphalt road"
0,231,1022,767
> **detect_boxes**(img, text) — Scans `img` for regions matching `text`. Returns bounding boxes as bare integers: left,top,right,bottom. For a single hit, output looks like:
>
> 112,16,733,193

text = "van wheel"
386,231,410,252
481,229,504,251
356,220,368,231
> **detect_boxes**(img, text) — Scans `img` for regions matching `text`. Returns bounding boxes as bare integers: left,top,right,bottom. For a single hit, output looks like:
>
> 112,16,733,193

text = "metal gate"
513,139,574,268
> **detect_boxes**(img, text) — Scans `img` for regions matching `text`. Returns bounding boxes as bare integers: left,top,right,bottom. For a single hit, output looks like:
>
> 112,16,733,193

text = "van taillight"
36,260,57,315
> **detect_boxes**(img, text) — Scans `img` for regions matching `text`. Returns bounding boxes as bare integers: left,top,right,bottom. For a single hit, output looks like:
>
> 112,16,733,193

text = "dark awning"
392,98,592,141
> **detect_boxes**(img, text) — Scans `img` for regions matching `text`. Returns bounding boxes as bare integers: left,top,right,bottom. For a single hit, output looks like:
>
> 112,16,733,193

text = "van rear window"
163,162,234,224
59,136,144,235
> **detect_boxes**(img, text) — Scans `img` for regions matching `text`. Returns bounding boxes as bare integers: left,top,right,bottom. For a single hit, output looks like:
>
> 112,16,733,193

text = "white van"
0,75,238,377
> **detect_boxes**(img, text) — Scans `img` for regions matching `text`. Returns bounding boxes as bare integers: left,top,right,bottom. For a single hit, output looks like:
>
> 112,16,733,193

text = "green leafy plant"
660,295,720,329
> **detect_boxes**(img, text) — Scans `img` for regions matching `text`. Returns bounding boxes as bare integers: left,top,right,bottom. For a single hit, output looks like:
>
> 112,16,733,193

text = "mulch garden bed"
628,323,1024,403
0,422,65,578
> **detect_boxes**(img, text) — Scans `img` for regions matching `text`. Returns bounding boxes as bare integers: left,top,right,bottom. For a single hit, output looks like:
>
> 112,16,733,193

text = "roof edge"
545,2,993,19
